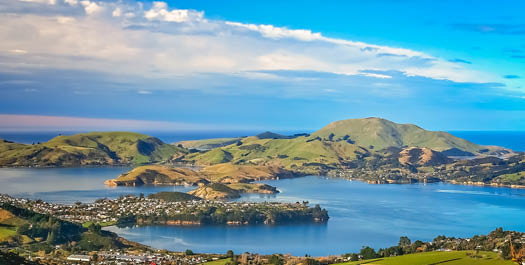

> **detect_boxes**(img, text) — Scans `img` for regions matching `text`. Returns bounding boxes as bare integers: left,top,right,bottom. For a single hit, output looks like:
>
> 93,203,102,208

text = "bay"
0,168,522,256
0,167,192,204
105,176,525,256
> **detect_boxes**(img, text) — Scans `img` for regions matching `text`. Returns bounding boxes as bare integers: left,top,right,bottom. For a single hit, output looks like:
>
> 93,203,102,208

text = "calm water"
450,131,525,151
0,167,192,204
0,167,522,256
104,176,525,256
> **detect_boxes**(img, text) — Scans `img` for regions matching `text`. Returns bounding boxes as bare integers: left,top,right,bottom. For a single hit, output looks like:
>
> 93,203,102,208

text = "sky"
1,0,525,132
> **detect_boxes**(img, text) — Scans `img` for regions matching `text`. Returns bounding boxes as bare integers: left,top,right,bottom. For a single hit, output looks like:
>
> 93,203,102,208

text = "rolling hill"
179,117,516,178
311,117,483,152
0,132,185,167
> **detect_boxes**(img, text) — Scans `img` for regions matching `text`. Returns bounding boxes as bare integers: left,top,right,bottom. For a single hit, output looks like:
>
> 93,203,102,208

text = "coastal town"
0,194,328,226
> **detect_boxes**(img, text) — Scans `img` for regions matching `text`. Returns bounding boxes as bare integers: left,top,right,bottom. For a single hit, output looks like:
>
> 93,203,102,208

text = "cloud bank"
0,0,504,88
1,0,524,131
0,114,249,131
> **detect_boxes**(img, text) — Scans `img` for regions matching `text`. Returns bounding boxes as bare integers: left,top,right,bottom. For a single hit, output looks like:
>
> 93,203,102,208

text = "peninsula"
2,118,524,188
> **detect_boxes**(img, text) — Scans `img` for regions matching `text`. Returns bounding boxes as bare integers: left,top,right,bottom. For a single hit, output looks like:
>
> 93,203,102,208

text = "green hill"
180,117,516,175
0,132,185,167
312,117,483,152
182,135,367,173
177,137,244,150
0,203,128,251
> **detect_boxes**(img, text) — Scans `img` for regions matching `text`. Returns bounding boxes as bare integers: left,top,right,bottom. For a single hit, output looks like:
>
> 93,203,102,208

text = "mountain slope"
312,117,483,152
0,132,185,167
181,118,515,175
182,135,368,173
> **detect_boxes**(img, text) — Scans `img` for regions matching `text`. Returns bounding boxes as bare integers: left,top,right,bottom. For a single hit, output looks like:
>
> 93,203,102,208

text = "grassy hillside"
0,203,127,252
105,165,208,186
188,183,241,200
201,163,294,182
312,117,482,152
0,132,185,167
107,164,294,187
337,251,513,265
177,137,244,150
183,135,367,174
180,118,515,176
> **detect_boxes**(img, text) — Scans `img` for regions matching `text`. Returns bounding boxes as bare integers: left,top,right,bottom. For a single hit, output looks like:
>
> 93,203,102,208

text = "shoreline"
1,165,524,190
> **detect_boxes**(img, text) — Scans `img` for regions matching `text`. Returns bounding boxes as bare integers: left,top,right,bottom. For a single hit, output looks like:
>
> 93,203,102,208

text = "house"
66,255,91,262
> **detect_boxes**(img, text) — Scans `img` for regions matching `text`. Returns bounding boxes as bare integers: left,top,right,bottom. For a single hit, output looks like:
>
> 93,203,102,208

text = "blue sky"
1,0,524,132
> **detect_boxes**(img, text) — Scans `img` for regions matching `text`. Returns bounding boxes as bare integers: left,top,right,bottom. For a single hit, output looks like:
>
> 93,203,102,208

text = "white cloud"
362,73,392,79
56,16,75,24
137,90,152,94
0,0,507,97
8,49,28,54
225,22,322,41
0,114,258,131
112,7,121,17
80,0,102,15
144,1,203,23
64,0,77,6
19,0,56,5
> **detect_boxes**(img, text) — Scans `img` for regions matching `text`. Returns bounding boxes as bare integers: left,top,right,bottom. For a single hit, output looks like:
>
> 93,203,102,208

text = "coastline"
2,164,525,189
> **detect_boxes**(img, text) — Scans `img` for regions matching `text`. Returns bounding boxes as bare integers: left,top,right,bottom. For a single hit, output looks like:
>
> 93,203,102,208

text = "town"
0,194,328,226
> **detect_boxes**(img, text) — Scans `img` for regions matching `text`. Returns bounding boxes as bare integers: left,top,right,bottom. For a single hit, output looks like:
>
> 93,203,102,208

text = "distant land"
0,132,185,167
2,118,525,188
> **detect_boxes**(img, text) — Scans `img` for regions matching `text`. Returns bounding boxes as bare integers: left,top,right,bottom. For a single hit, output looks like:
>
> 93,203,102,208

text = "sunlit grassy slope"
336,251,513,265
312,118,482,152
0,132,184,166
203,258,231,265
178,137,243,150
106,163,291,186
0,208,26,241
183,118,485,172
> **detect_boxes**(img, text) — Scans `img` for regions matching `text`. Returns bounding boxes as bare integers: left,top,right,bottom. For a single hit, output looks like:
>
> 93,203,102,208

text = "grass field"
0,227,16,241
0,226,17,240
336,251,514,265
202,258,231,265
82,221,117,228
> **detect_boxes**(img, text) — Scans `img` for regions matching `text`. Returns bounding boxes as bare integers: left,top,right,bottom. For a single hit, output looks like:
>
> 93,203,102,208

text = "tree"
304,258,320,265
46,230,56,244
185,249,194,255
398,236,411,247
226,250,234,258
349,254,359,261
87,223,101,234
269,255,283,265
360,246,379,260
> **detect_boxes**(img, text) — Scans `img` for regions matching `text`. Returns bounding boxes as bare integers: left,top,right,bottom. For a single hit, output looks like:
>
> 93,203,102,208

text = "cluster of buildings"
0,194,310,226
328,168,443,184
64,250,210,264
